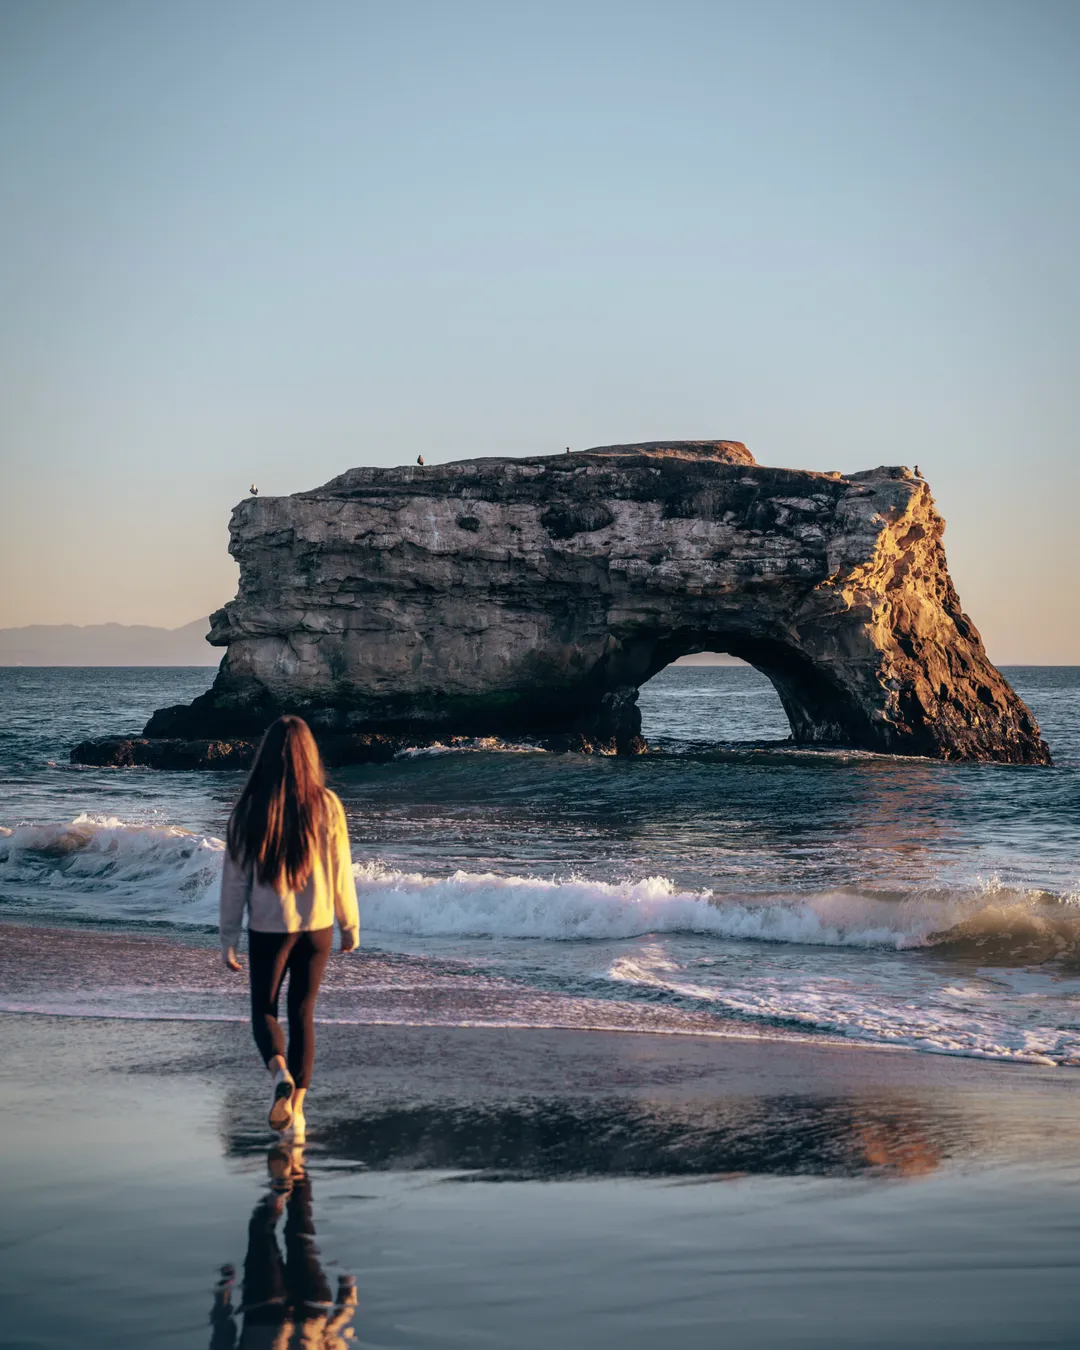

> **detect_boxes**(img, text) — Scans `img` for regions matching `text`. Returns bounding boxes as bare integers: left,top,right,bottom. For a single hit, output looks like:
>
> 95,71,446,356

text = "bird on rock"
914,465,922,478
250,483,258,496
416,455,425,467
566,446,571,454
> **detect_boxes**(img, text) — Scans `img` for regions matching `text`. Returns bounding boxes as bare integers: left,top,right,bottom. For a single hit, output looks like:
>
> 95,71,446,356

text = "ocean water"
1,664,1078,1065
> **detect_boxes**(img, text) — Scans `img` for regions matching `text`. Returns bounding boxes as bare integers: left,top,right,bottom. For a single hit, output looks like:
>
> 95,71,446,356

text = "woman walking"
220,715,359,1141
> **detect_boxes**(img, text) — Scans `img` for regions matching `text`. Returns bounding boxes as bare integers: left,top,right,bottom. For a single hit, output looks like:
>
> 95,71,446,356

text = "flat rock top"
581,440,756,464
312,441,759,497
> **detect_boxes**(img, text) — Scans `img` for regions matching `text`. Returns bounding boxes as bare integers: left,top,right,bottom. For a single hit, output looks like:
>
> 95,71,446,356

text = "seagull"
566,446,571,454
416,455,425,467
250,483,259,496
914,465,922,479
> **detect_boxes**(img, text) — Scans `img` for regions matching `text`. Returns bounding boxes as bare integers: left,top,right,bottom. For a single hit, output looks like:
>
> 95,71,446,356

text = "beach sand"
3,1003,1080,1348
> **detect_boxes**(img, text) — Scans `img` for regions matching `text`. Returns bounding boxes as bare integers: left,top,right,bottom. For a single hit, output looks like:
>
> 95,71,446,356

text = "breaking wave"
1,818,1078,965
355,864,1080,962
0,815,225,926
2,816,1080,1065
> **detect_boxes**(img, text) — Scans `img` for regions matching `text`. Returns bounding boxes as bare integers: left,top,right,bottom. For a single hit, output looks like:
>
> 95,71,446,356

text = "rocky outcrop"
68,732,413,770
81,440,1049,765
71,736,257,771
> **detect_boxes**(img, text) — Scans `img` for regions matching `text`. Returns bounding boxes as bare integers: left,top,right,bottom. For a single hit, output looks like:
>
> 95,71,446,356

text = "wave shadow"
226,1093,958,1181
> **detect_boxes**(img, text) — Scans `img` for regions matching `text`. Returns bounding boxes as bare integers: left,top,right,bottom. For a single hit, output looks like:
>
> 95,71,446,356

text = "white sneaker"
268,1067,295,1131
282,1111,306,1144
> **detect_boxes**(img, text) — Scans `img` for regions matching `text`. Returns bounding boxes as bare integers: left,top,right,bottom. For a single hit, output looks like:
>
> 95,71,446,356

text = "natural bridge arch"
130,442,1048,765
603,631,875,752
637,655,791,746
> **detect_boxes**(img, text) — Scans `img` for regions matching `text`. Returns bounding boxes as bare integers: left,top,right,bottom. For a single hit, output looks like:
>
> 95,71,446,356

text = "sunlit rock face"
143,441,1050,763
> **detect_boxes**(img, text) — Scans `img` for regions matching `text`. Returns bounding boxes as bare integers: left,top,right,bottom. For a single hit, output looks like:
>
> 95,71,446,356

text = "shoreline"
0,917,869,1053
5,1010,1080,1180
2,917,1078,1069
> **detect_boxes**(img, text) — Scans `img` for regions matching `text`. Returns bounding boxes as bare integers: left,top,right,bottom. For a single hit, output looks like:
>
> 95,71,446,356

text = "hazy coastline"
0,619,217,666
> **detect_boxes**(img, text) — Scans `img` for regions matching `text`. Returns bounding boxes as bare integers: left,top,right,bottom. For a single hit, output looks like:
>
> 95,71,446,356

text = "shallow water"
1,665,1078,1063
3,1016,1080,1349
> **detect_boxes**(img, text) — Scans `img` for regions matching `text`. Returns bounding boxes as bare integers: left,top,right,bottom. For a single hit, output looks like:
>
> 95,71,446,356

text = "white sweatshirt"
219,789,360,955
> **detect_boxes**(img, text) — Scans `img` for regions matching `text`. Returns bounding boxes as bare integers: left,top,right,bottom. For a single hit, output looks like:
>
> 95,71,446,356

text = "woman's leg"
284,928,334,1090
248,930,297,1068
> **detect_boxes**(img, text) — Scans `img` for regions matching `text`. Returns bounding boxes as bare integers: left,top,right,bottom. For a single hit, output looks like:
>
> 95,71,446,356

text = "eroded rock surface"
95,441,1048,764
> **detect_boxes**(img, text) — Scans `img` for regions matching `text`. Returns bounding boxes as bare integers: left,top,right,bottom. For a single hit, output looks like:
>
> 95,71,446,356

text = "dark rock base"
71,737,258,771
70,728,647,771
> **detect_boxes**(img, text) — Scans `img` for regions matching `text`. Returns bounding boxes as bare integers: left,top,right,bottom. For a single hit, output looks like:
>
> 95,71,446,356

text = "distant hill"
0,619,219,666
0,622,744,668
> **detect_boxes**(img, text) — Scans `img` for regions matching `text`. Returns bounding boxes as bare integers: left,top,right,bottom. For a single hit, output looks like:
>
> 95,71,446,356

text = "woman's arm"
219,851,251,969
330,795,360,951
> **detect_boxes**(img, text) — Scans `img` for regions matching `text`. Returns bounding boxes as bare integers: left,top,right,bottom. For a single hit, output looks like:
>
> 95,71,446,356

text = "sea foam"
354,862,1080,960
1,818,1077,963
0,815,226,926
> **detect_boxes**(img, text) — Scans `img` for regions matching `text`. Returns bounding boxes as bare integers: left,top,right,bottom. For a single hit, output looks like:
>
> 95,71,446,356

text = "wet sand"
3,1011,1080,1348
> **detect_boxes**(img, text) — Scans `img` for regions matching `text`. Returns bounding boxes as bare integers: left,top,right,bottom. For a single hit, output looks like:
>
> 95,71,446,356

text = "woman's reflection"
210,1145,357,1349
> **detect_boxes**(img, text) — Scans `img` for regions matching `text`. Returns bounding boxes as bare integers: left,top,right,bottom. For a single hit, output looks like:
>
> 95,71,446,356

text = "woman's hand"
340,929,359,953
223,947,242,972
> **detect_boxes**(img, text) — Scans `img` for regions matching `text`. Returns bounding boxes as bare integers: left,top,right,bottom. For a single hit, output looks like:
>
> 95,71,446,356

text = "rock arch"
609,632,884,753
134,442,1049,764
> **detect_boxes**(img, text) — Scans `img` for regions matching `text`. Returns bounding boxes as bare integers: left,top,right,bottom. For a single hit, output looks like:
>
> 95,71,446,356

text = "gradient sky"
1,0,1077,660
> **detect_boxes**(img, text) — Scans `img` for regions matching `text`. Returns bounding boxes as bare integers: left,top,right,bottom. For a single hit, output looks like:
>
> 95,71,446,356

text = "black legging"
248,928,333,1088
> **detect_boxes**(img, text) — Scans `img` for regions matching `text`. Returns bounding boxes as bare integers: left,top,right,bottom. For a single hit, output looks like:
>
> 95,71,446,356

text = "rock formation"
76,440,1050,766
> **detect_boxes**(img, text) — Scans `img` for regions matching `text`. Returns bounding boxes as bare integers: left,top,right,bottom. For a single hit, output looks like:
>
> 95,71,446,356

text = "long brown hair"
227,715,331,890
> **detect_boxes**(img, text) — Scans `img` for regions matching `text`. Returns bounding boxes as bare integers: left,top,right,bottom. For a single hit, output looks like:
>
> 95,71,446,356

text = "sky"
1,0,1077,661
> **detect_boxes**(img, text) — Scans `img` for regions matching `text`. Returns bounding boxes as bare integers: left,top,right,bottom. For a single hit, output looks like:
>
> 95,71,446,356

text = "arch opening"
599,631,864,753
638,655,790,746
